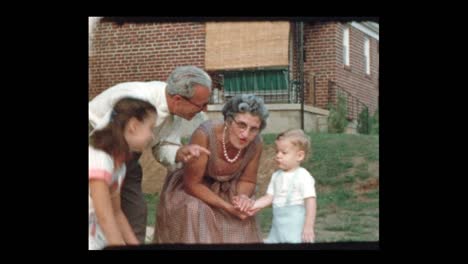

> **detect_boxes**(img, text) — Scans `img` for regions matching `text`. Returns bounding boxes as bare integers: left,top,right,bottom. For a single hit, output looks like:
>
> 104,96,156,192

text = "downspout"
296,21,304,130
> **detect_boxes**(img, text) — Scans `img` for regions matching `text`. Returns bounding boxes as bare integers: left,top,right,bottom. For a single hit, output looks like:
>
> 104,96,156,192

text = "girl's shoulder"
89,145,111,158
89,146,114,170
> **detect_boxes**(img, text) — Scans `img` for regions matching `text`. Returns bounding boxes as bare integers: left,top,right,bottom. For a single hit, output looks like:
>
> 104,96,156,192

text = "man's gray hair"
222,94,269,131
166,66,212,98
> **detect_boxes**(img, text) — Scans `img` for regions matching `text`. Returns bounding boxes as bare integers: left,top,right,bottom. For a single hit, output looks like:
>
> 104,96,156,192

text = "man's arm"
152,116,210,170
151,116,184,170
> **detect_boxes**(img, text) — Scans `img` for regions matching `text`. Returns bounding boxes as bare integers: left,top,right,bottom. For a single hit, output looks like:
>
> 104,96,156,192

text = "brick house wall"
89,21,205,100
302,22,339,109
301,22,379,115
89,19,378,118
335,23,379,115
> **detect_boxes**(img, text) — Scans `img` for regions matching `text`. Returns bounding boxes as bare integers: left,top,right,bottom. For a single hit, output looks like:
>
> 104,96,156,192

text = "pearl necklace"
222,125,241,163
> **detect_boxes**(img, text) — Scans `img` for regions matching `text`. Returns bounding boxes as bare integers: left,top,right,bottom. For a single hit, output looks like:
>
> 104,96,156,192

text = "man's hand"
176,144,211,163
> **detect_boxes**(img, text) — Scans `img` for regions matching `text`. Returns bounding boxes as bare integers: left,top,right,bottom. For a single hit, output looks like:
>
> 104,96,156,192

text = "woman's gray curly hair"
222,94,269,131
166,66,212,98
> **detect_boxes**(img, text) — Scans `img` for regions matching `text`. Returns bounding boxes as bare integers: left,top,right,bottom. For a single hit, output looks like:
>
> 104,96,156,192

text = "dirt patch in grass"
354,161,379,202
356,176,379,193
334,156,365,180
367,161,379,178
255,144,278,196
141,149,167,194
355,161,379,191
351,156,366,166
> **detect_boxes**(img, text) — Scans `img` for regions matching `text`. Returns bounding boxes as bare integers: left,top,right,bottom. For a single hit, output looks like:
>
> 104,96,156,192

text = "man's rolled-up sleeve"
152,142,182,171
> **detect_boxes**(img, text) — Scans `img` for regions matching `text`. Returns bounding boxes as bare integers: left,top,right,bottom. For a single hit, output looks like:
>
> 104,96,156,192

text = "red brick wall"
303,22,339,108
302,22,379,116
89,20,379,117
89,21,205,100
335,23,379,115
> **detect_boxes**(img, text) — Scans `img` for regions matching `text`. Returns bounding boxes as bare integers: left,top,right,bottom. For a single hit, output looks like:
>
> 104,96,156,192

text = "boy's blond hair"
276,129,311,161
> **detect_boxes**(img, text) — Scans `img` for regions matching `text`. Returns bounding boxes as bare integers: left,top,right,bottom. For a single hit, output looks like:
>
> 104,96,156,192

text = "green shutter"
224,69,288,93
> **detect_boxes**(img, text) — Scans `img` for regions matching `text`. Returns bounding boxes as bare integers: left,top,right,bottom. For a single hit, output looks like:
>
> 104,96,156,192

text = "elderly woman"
154,94,269,243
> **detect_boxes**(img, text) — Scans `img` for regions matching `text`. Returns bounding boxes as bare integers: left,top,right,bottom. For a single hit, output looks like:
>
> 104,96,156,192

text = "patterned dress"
154,120,263,243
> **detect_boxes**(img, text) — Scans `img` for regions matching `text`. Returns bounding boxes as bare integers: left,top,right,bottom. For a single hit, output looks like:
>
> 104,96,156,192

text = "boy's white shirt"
88,81,182,171
266,167,316,207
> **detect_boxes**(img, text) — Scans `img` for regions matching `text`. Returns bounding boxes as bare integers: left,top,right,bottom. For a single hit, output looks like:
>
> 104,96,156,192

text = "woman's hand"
234,210,250,221
176,144,211,163
226,204,250,220
232,194,255,212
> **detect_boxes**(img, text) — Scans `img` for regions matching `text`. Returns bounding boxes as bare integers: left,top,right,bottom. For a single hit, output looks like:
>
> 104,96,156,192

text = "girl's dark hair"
90,97,156,165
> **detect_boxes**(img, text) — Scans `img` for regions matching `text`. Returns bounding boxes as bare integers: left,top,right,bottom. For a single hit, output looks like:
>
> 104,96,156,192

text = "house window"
343,27,350,66
222,68,290,103
364,37,370,75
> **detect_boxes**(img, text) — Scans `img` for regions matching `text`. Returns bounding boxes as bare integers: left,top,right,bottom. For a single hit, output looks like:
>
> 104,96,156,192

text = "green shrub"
328,93,348,133
357,107,370,134
370,107,379,135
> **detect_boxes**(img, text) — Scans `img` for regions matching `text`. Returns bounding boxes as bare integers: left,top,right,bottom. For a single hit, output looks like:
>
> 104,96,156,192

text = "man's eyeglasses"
232,118,260,135
182,96,208,110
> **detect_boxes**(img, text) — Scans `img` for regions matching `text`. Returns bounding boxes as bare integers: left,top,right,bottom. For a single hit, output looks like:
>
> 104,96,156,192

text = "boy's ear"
297,150,305,162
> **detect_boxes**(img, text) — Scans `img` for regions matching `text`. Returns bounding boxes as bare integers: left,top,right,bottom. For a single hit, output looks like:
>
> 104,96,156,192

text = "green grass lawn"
145,132,379,242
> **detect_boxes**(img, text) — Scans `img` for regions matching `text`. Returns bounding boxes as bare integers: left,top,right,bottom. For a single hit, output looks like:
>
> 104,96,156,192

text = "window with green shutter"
223,68,289,95
222,69,289,102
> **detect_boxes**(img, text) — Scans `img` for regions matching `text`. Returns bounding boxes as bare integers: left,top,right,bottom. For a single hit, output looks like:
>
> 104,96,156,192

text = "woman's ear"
226,117,234,126
173,94,183,102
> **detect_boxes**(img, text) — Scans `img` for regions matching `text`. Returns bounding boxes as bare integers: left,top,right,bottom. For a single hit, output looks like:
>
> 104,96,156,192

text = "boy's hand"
245,206,261,216
302,227,315,243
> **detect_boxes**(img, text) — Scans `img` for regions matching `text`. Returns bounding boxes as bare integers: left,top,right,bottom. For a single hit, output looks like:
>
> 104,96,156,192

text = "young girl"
237,129,317,243
89,97,157,250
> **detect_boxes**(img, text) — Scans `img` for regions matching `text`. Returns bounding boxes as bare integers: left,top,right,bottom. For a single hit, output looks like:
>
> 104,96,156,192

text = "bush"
370,107,379,135
357,107,370,134
328,93,348,133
